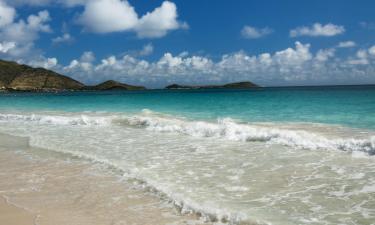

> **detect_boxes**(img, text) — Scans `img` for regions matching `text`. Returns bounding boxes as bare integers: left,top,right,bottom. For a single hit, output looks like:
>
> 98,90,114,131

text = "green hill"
0,59,84,91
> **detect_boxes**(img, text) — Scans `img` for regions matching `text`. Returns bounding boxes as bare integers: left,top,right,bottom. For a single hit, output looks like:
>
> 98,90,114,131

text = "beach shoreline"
0,133,208,225
0,86,375,225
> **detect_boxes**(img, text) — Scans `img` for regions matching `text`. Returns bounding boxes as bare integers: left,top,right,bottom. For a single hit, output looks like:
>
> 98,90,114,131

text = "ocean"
0,86,375,224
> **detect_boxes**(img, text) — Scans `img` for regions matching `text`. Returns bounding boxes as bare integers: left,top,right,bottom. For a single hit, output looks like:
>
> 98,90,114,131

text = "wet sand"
0,196,35,225
0,134,208,225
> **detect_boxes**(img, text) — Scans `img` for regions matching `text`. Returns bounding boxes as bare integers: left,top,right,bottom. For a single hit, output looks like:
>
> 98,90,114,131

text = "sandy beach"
0,196,35,225
0,133,208,225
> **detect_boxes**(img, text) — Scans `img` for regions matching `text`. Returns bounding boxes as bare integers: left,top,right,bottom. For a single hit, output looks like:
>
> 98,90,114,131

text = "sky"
0,0,375,87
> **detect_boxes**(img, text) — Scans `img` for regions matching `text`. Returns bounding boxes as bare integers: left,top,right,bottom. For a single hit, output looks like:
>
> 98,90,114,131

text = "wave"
24,135,254,225
1,110,375,224
0,110,374,155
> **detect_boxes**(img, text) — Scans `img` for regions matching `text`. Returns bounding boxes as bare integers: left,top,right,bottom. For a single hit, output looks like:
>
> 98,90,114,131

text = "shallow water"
1,86,374,129
0,87,375,224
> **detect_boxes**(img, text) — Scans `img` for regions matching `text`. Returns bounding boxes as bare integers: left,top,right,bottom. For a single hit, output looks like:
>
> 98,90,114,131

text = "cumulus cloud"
64,51,95,75
241,25,273,39
347,49,369,65
57,42,375,87
29,57,58,69
77,0,138,33
0,7,52,58
135,1,181,38
315,48,335,62
0,41,15,53
0,4,58,71
273,42,312,66
77,0,184,38
290,23,345,37
338,41,356,48
0,0,15,27
9,0,185,38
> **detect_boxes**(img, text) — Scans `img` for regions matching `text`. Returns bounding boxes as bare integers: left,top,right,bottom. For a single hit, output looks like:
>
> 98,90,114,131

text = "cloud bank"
56,42,375,87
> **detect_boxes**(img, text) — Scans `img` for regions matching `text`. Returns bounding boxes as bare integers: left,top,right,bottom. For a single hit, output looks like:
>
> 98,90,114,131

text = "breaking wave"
0,110,374,155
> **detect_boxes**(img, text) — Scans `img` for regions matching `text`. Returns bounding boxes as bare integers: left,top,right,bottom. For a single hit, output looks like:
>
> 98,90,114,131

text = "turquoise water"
1,85,375,129
1,86,375,224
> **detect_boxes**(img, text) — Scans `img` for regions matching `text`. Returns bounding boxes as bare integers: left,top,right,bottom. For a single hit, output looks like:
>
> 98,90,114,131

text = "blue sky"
0,0,375,87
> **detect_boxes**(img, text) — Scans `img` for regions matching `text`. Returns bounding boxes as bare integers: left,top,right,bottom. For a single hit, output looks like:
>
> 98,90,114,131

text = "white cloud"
0,9,51,58
58,41,375,87
29,57,58,69
276,42,312,63
65,51,95,74
77,0,138,33
241,25,273,39
139,43,154,56
368,45,375,56
347,49,369,65
315,48,335,62
52,33,74,44
0,3,60,70
80,51,95,63
0,0,15,27
0,41,15,53
77,0,184,38
356,50,368,59
135,1,181,38
0,10,51,43
338,41,356,48
13,0,183,38
290,23,345,37
27,10,51,32
122,43,155,57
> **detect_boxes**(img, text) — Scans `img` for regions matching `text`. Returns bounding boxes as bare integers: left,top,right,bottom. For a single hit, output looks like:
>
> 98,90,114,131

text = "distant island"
0,59,258,92
165,81,259,89
83,80,145,91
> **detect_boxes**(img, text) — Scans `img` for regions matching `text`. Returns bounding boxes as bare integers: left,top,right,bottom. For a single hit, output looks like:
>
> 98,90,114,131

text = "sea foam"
0,111,374,155
1,110,375,224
